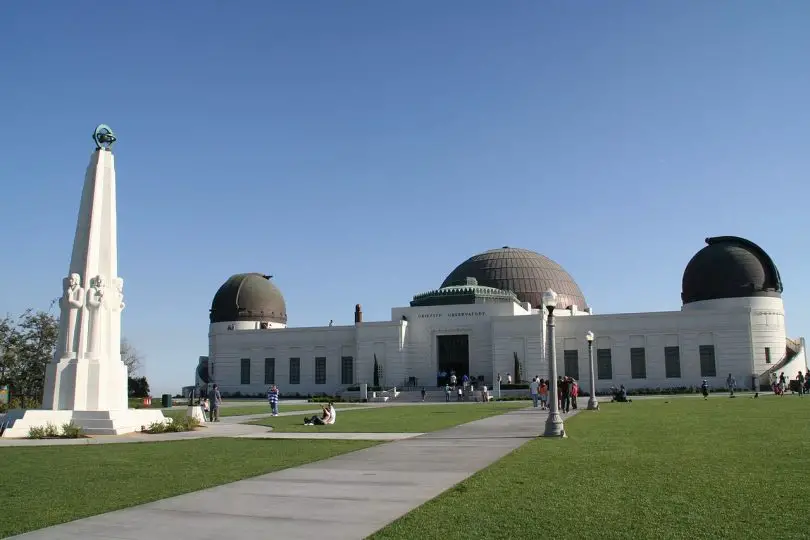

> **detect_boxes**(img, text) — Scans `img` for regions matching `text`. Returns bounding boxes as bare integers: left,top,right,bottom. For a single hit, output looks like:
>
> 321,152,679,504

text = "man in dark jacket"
209,384,222,422
560,377,571,413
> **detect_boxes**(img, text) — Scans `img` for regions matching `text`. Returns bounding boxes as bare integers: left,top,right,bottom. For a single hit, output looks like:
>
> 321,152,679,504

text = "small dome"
210,273,287,324
441,247,588,310
681,236,783,305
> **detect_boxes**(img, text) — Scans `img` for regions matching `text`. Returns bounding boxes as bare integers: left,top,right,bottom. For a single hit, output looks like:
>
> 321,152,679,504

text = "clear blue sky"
1,1,808,395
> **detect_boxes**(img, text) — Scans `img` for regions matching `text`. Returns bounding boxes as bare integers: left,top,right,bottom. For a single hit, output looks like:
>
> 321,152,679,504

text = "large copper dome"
210,273,287,324
441,247,588,310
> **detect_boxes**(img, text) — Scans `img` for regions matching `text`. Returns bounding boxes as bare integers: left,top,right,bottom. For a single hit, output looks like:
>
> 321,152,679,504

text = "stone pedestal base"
0,408,166,438
43,357,128,412
186,406,207,424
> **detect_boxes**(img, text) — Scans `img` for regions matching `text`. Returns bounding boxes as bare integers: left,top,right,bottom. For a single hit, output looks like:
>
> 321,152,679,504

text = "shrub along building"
199,237,807,396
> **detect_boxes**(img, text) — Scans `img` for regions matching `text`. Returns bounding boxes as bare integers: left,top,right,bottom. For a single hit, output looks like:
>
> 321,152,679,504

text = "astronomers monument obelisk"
1,126,165,437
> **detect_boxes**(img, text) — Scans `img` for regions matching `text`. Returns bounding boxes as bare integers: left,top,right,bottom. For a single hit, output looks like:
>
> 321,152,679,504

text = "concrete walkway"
10,407,579,540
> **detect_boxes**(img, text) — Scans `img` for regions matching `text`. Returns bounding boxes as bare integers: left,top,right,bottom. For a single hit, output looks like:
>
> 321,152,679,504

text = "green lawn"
218,403,368,417
249,402,528,432
370,396,810,539
0,438,377,538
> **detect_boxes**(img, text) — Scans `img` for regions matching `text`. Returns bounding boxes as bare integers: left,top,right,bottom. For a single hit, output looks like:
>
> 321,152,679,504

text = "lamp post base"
587,397,599,410
542,411,566,437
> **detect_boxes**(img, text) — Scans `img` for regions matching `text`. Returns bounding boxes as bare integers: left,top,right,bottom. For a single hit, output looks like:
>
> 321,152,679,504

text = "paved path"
10,407,579,540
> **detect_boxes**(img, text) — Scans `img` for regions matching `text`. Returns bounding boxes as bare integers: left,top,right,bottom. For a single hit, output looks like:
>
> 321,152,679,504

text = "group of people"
772,371,809,396
441,379,490,402
529,376,580,412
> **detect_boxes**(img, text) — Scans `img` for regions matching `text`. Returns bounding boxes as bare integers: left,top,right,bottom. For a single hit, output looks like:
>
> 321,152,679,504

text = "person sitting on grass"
304,403,336,426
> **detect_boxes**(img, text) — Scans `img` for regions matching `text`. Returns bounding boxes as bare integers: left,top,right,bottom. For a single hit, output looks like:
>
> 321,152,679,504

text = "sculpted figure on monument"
86,275,105,357
105,277,125,312
60,273,84,357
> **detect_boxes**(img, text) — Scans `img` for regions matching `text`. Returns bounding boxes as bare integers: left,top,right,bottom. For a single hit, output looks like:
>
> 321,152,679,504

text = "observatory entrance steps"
395,388,495,403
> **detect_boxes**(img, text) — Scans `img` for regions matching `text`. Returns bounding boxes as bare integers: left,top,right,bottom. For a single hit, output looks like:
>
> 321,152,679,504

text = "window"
765,347,771,364
341,356,354,384
699,345,716,377
240,358,250,385
563,350,579,380
264,358,275,384
630,348,647,379
289,357,300,385
597,348,612,380
664,347,681,378
315,357,327,385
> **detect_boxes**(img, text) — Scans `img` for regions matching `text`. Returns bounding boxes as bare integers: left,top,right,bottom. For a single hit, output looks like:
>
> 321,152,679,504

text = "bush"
142,415,200,434
27,425,46,439
27,422,85,439
60,422,84,438
308,396,349,403
499,384,530,390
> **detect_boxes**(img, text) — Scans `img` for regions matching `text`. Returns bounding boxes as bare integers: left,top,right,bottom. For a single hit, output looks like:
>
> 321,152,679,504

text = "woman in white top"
304,403,337,425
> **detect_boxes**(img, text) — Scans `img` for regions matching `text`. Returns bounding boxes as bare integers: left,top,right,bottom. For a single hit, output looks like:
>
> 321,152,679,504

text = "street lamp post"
542,289,565,437
586,331,599,410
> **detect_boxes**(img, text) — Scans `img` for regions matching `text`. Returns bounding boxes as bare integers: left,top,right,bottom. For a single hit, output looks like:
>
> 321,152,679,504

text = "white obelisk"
1,126,164,437
42,129,128,411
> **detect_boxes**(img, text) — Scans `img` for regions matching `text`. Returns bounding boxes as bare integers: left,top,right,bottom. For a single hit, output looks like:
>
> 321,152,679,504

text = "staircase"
761,337,805,381
395,388,494,403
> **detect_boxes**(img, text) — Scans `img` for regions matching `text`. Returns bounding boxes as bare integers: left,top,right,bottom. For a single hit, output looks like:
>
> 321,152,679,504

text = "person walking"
421,387,426,402
539,379,548,410
726,373,736,398
444,384,451,402
701,379,709,400
530,377,540,408
561,377,571,413
208,384,222,422
797,371,805,397
267,384,279,416
571,379,579,410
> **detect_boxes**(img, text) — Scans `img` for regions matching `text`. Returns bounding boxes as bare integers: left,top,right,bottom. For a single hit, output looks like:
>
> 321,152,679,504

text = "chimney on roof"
354,304,363,324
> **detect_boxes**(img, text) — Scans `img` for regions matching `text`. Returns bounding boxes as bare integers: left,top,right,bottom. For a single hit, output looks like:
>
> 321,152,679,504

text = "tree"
128,376,150,398
0,307,144,405
513,352,522,384
120,338,143,377
0,310,59,403
373,354,380,387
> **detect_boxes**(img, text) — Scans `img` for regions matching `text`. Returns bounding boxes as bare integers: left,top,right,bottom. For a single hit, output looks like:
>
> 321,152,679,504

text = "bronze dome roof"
210,273,287,324
441,247,588,310
681,236,783,305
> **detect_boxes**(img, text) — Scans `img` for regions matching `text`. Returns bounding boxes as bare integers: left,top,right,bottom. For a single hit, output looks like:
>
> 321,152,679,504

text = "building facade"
201,237,807,396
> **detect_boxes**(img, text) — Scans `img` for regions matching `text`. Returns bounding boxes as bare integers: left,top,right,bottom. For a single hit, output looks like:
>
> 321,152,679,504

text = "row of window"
563,345,718,380
240,356,355,385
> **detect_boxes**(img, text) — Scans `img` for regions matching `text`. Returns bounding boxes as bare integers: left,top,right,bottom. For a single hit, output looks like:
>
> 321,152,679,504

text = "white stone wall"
553,307,762,392
208,323,357,396
492,314,544,383
206,296,800,396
